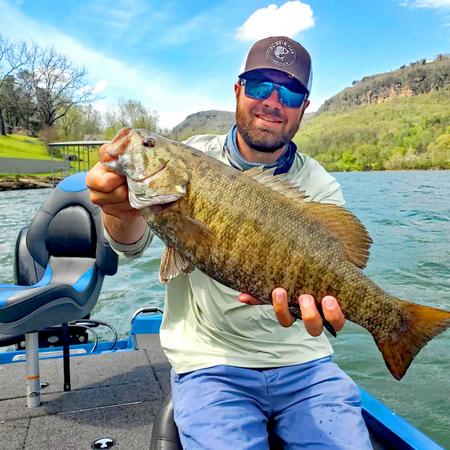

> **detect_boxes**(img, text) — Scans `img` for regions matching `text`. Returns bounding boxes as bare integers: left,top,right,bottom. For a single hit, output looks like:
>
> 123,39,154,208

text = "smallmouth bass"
100,127,450,380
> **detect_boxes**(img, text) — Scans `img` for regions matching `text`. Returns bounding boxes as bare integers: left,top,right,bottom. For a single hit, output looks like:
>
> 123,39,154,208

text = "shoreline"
0,175,61,191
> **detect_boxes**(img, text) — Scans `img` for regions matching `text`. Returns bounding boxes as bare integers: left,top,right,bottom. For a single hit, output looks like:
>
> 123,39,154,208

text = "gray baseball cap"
239,36,312,94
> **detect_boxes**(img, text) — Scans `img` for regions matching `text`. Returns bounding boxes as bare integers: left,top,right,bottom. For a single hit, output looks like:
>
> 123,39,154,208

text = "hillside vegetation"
296,88,450,171
294,56,450,171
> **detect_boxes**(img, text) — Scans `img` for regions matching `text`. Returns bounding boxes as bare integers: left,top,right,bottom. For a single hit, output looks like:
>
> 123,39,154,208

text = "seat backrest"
14,172,118,286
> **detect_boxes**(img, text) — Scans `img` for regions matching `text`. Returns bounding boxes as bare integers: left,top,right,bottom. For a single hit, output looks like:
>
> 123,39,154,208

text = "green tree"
104,98,160,139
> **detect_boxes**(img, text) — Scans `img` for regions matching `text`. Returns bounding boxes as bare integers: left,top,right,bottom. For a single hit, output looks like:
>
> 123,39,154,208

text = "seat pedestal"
25,332,40,408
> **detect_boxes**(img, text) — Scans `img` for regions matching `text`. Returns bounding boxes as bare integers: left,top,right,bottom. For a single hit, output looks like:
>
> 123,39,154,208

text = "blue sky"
1,0,449,129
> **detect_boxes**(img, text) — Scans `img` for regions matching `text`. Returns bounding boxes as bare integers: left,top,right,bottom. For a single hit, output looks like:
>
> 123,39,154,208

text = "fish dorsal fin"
244,167,372,268
245,167,307,201
301,202,373,268
160,246,194,283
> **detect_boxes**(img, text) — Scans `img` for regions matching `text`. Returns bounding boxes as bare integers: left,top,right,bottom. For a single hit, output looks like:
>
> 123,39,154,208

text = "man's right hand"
87,163,138,220
86,162,148,244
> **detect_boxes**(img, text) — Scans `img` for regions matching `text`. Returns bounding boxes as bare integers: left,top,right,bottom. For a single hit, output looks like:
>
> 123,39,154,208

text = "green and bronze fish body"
101,128,450,380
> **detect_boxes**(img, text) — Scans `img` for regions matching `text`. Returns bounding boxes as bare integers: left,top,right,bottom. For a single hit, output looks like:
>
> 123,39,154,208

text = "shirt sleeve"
103,224,154,259
299,156,345,206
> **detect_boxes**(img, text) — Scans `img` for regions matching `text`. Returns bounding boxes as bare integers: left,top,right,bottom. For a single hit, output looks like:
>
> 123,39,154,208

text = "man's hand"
86,162,147,244
238,288,345,336
86,162,138,220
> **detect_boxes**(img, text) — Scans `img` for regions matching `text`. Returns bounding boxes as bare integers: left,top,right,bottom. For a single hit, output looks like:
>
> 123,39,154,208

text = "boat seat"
0,172,118,407
150,394,283,450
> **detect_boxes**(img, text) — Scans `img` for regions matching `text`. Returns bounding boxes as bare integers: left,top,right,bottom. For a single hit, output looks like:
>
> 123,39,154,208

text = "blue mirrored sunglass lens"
278,86,305,108
243,80,305,108
245,81,273,100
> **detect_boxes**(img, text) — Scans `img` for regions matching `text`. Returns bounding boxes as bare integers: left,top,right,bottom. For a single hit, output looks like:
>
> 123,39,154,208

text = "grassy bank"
0,134,101,177
0,134,55,159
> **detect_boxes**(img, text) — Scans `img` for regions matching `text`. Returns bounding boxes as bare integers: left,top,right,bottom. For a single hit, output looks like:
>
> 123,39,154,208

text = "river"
0,170,449,447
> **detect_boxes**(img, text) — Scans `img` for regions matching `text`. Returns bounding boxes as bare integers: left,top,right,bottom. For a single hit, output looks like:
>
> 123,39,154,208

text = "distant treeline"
296,89,450,171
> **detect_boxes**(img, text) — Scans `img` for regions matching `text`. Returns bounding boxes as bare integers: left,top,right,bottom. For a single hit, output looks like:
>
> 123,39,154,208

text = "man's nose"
262,89,283,108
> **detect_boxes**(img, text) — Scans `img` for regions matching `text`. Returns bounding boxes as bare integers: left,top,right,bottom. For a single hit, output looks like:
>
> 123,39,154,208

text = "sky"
1,0,450,129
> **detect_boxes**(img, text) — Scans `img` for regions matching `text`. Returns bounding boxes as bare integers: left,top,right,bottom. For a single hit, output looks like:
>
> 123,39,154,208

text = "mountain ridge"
170,55,449,138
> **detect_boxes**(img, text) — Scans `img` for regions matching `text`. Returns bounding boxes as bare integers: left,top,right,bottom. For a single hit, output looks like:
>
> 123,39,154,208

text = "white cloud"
92,80,108,94
0,0,221,129
236,1,314,41
403,0,450,7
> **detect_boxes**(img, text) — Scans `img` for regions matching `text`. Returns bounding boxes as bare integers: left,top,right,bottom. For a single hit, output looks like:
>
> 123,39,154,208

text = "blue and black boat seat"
0,172,118,337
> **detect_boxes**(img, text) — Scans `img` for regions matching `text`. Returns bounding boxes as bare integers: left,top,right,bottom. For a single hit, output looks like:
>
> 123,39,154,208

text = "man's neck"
235,131,285,165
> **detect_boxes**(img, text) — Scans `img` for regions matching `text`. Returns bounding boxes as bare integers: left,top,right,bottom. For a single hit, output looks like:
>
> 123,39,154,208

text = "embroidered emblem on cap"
266,39,296,66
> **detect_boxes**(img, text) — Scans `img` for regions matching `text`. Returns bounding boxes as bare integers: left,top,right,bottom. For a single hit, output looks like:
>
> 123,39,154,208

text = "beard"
235,101,301,153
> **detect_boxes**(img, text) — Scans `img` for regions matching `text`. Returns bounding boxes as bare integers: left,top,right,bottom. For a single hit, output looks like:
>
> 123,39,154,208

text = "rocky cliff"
320,55,449,113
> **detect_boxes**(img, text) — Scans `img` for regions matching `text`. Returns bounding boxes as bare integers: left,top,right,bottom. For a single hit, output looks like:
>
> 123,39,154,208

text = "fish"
100,127,450,380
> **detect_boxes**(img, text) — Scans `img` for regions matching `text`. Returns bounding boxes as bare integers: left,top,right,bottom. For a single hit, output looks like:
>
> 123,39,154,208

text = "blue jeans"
171,357,372,450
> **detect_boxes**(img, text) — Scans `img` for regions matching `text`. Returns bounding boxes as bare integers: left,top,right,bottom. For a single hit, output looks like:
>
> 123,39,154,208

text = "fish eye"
142,137,155,148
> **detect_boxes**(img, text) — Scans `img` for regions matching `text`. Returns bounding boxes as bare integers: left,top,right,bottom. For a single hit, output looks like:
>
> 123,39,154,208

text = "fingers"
322,296,345,332
238,289,295,327
90,182,129,207
238,293,264,305
272,288,295,327
238,288,345,336
299,294,323,336
299,294,345,336
86,163,126,194
86,162,138,220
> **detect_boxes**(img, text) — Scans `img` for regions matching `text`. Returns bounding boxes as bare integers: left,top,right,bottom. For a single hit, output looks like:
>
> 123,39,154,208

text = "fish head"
100,128,190,209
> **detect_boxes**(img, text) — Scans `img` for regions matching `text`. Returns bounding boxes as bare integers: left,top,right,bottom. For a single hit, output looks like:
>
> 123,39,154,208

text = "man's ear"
234,82,241,98
303,99,310,111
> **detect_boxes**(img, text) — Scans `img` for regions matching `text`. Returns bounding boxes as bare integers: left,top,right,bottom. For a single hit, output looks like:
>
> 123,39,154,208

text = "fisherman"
87,36,372,449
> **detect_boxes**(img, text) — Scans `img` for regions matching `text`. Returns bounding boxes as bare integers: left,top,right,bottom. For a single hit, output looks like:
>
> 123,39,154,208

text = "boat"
0,173,445,450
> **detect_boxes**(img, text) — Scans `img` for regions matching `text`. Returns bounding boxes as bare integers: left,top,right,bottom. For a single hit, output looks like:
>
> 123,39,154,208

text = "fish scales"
181,156,371,322
101,128,450,380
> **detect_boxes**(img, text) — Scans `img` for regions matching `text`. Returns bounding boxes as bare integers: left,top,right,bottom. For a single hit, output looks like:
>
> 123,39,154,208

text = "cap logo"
266,40,296,66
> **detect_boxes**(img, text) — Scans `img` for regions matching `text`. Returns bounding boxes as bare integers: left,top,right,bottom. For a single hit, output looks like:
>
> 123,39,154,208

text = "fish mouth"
129,165,166,183
129,191,184,210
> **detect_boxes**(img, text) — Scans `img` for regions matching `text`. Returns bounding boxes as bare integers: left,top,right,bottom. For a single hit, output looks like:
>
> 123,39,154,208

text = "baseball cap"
239,36,312,94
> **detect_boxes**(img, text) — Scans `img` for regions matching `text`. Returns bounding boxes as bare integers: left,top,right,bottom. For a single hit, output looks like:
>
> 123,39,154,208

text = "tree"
1,70,39,134
0,36,31,135
104,98,160,139
55,104,103,140
29,47,96,130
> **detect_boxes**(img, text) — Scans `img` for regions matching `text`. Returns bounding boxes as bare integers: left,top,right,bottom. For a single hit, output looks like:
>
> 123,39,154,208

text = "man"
87,36,372,449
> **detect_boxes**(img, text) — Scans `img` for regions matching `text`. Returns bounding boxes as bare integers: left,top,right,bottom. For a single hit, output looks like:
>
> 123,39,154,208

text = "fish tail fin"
375,301,450,380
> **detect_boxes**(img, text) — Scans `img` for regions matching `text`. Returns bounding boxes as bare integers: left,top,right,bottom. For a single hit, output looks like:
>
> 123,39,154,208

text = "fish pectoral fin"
301,202,373,269
159,214,214,283
159,246,194,283
172,213,215,246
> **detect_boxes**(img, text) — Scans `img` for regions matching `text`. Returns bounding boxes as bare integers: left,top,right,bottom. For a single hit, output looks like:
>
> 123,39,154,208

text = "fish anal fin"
301,202,373,268
375,301,450,380
245,167,308,202
160,246,194,283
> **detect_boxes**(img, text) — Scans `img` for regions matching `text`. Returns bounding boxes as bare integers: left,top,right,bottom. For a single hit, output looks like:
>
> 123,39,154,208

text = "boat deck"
0,333,402,450
0,334,169,450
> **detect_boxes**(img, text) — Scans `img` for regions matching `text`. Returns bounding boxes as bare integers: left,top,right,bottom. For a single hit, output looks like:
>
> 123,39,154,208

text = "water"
0,171,449,447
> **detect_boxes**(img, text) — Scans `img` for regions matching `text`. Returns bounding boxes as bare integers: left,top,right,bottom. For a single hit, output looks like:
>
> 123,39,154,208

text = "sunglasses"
240,78,307,108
